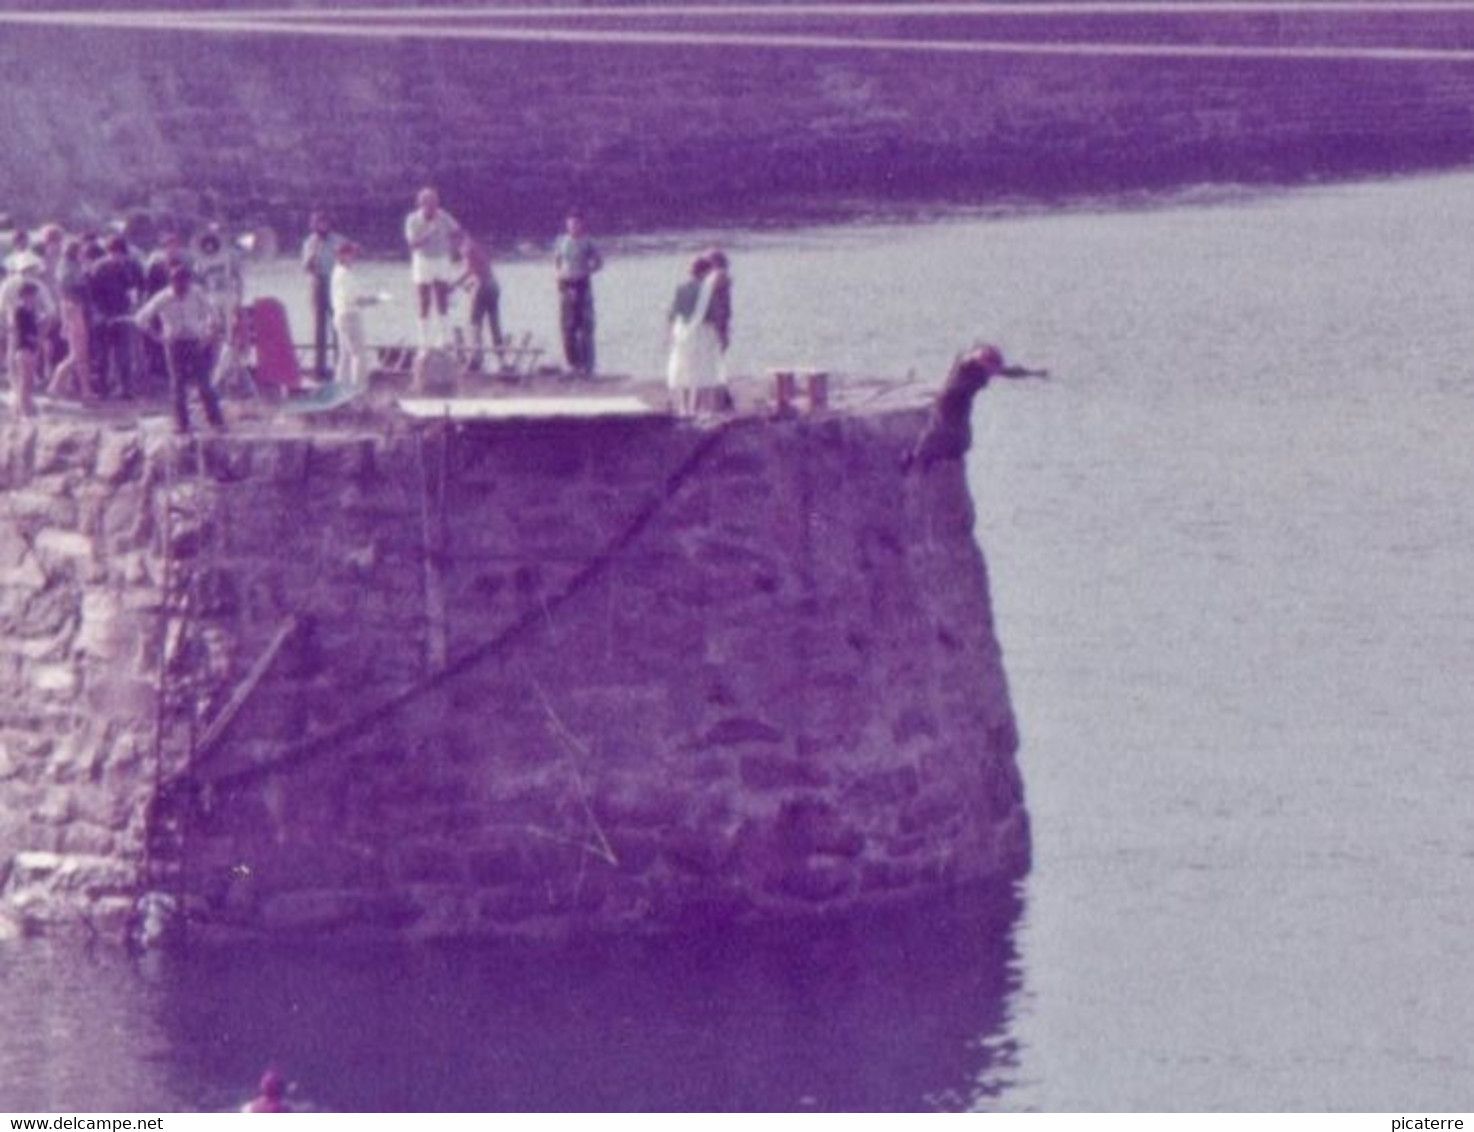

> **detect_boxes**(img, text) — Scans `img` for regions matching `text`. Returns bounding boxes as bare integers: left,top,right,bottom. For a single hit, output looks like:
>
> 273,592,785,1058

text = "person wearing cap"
403,188,464,353
241,1069,291,1113
300,209,343,380
330,241,383,391
552,212,603,375
134,265,226,434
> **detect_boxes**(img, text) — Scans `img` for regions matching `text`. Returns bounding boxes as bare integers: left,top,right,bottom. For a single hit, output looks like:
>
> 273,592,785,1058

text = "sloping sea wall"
0,404,1027,942
4,9,1474,238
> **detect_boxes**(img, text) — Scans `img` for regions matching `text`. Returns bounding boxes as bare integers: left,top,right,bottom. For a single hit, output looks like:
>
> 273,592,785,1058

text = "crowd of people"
0,220,244,431
1,186,738,432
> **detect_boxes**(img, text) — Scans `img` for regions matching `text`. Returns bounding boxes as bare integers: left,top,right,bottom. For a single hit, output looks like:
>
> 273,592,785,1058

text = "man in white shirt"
135,266,225,434
403,187,463,353
330,241,383,391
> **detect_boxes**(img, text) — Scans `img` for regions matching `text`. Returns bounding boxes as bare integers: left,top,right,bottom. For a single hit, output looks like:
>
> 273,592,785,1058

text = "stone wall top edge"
0,397,934,459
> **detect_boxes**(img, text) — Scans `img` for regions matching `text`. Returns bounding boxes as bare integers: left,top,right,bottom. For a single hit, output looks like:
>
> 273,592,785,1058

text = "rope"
184,415,759,794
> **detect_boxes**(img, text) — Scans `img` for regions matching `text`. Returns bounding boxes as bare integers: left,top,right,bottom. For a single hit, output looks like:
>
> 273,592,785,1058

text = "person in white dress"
330,242,382,391
665,255,723,417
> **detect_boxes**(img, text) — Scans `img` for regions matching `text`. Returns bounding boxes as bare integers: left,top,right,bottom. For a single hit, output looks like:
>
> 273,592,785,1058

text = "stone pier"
0,395,1028,943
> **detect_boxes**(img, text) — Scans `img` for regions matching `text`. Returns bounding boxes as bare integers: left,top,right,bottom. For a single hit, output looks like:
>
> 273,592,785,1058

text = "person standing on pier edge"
135,266,226,435
404,187,463,354
331,241,382,391
455,232,505,370
553,211,603,375
301,209,342,380
666,254,722,417
3,229,32,276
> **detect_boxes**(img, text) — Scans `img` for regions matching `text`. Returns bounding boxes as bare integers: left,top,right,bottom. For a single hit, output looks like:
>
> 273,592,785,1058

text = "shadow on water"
162,884,1026,1113
0,884,1026,1112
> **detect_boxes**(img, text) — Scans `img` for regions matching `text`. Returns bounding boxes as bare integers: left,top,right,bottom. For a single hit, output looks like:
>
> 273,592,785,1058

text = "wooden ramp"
397,395,661,421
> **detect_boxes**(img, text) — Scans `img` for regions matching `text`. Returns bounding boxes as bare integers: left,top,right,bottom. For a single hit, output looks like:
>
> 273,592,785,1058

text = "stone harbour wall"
0,424,163,941
5,12,1474,239
0,407,1028,943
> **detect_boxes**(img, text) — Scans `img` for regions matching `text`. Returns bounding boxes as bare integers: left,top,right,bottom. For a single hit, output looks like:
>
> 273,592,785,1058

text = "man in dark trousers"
87,236,145,399
552,212,603,375
300,209,342,380
134,266,226,434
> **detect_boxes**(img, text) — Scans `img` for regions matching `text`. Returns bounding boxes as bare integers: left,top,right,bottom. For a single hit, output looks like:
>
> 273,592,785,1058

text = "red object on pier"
246,298,303,392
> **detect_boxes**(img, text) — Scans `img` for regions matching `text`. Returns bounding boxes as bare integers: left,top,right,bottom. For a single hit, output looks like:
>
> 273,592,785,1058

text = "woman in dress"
665,255,722,417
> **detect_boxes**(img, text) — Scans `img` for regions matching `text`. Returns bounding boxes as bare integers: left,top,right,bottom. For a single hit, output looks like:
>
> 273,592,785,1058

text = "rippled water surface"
4,172,1474,1111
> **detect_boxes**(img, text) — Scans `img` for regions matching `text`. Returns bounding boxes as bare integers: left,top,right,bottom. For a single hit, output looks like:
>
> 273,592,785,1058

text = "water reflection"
0,943,178,1112
2,884,1024,1112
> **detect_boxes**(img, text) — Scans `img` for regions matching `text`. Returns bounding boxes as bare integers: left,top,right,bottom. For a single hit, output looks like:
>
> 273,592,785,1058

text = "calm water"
4,171,1474,1112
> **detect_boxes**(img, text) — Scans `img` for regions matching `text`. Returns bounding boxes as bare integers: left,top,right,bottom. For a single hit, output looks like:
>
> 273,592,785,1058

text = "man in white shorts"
403,187,463,351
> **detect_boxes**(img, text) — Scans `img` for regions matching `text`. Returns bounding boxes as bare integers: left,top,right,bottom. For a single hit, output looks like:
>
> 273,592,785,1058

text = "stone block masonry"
0,404,1028,943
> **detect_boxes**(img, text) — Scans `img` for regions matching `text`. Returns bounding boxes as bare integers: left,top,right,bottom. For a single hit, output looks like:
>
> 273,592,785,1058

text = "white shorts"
411,252,455,287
